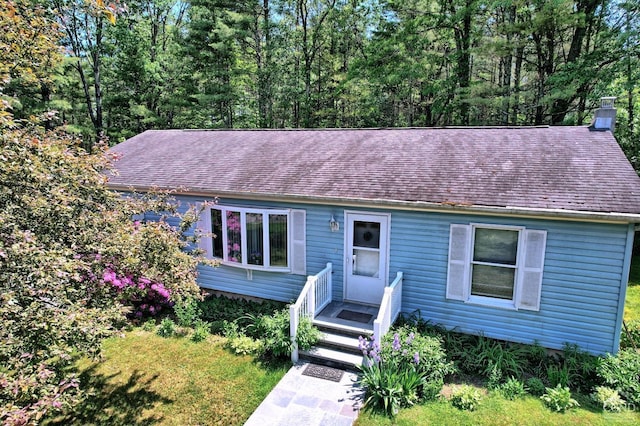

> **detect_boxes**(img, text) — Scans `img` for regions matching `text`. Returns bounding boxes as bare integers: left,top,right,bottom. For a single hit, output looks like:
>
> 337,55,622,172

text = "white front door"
344,212,390,305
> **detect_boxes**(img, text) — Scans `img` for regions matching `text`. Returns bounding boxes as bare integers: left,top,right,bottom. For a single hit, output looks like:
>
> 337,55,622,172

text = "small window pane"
353,249,380,277
226,211,242,263
269,214,288,267
354,221,380,249
471,264,515,299
474,228,518,265
246,213,264,266
211,209,223,258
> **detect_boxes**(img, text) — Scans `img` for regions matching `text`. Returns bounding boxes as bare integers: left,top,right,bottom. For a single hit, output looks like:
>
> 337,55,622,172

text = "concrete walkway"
244,362,363,426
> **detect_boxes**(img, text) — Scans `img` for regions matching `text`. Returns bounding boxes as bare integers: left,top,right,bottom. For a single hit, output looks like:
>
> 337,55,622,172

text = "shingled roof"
107,127,640,220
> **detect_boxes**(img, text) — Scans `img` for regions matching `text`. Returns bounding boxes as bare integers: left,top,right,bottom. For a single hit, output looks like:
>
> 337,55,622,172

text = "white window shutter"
290,209,306,275
446,224,471,301
196,203,213,259
516,229,547,311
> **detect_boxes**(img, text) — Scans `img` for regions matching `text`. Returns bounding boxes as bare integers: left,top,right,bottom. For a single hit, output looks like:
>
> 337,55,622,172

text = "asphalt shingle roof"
107,127,640,216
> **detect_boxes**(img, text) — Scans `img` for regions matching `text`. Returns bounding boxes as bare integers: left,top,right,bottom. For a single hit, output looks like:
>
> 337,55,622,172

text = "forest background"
2,0,640,166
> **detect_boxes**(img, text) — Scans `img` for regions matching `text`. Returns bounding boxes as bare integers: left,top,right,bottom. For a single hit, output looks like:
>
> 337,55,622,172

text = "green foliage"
526,377,547,397
453,334,528,379
486,364,503,390
295,316,322,352
540,384,580,412
591,386,627,412
499,377,527,400
598,349,640,407
198,295,284,334
358,327,454,416
157,318,177,338
245,309,293,358
142,319,157,332
174,297,202,328
359,362,423,416
0,120,204,424
215,297,320,358
450,385,482,411
227,335,263,356
546,364,570,388
558,343,602,392
244,312,290,358
190,320,210,343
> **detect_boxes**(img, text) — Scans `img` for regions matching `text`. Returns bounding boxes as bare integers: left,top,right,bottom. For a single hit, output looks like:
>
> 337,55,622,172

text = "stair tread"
300,346,364,367
313,319,373,336
320,332,362,350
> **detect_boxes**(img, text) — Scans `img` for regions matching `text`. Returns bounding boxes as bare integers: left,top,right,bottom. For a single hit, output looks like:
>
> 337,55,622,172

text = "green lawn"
44,329,288,426
355,391,640,425
624,255,640,322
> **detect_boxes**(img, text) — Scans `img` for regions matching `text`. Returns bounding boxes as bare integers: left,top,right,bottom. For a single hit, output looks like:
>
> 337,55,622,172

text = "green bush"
525,377,547,396
198,295,284,328
142,318,157,332
174,296,201,328
450,385,482,411
598,349,640,407
591,386,626,412
540,384,580,412
499,377,526,400
157,318,176,338
244,308,319,359
190,320,210,342
295,316,321,351
228,335,263,355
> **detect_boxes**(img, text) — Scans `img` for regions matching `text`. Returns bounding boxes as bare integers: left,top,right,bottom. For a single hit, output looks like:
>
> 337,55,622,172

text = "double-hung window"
197,204,306,274
446,223,547,311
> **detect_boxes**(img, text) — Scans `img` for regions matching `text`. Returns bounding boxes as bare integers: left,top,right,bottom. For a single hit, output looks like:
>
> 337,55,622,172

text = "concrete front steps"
299,319,372,369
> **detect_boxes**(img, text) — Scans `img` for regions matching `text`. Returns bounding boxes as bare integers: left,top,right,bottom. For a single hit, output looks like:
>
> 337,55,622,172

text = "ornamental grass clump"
358,326,454,416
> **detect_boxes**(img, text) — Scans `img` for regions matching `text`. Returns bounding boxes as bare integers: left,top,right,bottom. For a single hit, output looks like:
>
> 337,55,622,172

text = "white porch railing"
290,262,332,362
373,272,403,345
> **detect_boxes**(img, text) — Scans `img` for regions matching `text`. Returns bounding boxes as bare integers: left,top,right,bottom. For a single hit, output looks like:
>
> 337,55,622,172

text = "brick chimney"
588,96,617,132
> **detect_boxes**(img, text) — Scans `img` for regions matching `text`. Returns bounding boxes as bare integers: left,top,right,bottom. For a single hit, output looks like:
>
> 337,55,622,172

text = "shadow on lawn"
45,365,172,425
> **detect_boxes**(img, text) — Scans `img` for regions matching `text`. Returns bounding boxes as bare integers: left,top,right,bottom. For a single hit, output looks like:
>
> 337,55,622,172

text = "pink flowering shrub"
101,267,173,318
1,122,206,424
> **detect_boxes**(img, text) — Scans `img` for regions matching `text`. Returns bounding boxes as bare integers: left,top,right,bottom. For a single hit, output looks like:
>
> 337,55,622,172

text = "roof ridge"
177,125,554,132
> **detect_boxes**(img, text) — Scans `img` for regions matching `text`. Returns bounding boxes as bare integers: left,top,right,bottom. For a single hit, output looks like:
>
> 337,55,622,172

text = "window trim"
446,222,546,312
467,224,524,308
213,205,292,273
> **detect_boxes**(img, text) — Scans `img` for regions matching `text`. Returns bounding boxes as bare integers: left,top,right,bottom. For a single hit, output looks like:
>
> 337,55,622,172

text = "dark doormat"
302,363,344,382
336,309,373,324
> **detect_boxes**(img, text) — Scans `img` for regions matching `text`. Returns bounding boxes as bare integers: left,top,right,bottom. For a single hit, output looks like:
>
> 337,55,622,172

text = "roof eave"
106,183,640,224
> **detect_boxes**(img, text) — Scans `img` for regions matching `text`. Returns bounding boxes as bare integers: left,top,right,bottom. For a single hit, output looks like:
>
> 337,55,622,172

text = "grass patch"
355,391,640,425
624,255,640,322
44,329,288,426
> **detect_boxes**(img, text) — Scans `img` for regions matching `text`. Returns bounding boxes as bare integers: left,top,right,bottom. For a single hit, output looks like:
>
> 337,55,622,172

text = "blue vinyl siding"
163,195,630,354
390,212,630,355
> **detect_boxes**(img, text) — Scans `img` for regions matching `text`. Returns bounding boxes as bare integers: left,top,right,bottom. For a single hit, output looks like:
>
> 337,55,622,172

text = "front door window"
353,221,381,277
